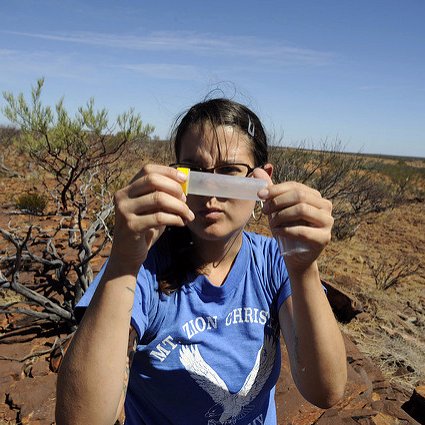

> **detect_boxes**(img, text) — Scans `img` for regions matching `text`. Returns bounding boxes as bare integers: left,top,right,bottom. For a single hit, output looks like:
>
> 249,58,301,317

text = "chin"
188,223,241,242
193,228,229,241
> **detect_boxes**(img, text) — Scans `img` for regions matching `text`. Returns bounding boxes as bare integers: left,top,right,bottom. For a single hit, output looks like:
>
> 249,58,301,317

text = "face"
178,124,256,243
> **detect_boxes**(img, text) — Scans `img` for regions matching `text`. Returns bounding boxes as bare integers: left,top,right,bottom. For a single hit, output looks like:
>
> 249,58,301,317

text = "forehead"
178,124,253,164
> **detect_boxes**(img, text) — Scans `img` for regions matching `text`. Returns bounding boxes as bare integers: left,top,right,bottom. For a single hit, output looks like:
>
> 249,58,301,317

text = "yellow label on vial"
177,167,190,195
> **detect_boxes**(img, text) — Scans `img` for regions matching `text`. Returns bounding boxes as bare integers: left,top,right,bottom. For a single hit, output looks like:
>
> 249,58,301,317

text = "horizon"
1,1,424,158
2,122,425,162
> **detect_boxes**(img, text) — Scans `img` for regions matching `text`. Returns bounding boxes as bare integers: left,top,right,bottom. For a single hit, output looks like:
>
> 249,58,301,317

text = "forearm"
283,262,347,407
56,267,137,424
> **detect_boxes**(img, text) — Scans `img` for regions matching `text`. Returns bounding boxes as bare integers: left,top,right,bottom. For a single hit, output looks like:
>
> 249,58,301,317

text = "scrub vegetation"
1,82,424,394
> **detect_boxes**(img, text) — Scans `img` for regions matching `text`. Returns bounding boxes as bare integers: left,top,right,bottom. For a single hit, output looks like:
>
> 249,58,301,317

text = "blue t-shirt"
76,231,292,425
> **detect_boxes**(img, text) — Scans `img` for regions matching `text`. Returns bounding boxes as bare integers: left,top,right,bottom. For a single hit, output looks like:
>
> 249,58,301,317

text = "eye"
215,164,247,176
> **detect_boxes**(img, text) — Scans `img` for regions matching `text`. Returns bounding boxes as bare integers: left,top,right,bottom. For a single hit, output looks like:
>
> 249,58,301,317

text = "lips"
196,207,224,219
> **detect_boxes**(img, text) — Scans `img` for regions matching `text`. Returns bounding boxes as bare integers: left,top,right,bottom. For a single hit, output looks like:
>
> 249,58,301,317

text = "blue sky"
1,0,424,157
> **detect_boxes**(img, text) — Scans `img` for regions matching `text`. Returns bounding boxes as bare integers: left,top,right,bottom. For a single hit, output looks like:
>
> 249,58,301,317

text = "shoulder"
244,231,289,286
243,231,284,278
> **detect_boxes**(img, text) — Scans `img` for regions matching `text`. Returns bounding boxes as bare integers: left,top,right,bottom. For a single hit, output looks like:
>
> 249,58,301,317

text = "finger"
128,174,187,202
264,181,322,200
273,226,332,246
268,204,334,229
130,164,186,184
127,211,190,233
122,192,195,222
128,165,187,197
263,189,332,215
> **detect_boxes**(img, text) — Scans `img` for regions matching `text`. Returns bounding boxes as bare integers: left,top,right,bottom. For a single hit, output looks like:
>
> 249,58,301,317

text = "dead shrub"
366,254,420,291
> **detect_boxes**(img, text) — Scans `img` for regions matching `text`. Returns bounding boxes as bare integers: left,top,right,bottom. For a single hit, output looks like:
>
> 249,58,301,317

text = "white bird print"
179,335,276,424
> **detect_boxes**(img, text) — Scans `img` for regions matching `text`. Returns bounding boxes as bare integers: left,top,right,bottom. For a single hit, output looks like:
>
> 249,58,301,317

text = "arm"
255,169,347,407
55,326,137,424
55,271,138,425
279,263,347,408
55,165,193,424
115,326,138,423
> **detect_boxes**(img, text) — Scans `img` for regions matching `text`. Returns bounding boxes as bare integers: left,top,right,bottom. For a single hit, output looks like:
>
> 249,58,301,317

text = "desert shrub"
344,173,396,214
142,138,174,165
331,213,361,240
363,159,425,203
2,78,154,211
16,192,48,215
0,125,20,147
365,159,425,182
0,79,154,332
366,254,420,291
269,145,317,184
269,141,397,240
0,126,21,177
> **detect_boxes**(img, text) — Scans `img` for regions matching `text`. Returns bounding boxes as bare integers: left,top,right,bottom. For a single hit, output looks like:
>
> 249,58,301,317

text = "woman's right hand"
108,164,195,274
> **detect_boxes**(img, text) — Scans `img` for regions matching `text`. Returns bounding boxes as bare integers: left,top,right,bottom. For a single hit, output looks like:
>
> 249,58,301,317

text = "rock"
30,356,50,377
321,279,363,323
6,373,57,424
0,341,34,396
0,337,60,424
319,408,378,424
275,334,421,424
371,412,398,425
402,386,425,424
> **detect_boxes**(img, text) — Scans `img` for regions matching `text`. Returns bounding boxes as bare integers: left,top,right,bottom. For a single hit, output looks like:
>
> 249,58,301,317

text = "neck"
191,230,244,283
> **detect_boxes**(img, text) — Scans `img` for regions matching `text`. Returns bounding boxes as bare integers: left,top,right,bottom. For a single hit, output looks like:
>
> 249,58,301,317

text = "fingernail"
177,171,188,181
258,189,269,199
181,193,187,202
188,210,195,220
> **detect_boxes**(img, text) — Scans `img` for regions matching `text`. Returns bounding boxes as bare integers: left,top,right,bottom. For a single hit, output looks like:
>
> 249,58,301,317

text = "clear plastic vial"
277,237,309,257
178,168,267,200
178,167,309,257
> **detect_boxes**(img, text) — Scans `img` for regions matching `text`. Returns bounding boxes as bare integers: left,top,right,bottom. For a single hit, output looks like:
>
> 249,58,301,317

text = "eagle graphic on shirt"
179,335,276,425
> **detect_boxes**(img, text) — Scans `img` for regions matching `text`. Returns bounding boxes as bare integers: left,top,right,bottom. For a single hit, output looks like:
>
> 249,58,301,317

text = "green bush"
16,192,48,215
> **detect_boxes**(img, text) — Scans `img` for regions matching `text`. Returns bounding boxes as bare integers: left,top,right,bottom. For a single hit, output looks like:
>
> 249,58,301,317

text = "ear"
263,163,273,178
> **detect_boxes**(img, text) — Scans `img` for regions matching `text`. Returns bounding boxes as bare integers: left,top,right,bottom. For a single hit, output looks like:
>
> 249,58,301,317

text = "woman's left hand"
254,169,334,271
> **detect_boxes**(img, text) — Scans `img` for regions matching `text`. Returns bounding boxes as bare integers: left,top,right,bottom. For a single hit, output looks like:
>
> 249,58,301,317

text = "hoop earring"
251,200,264,221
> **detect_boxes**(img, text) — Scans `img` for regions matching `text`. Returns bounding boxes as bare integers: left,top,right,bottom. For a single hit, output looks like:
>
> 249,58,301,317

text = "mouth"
196,207,224,220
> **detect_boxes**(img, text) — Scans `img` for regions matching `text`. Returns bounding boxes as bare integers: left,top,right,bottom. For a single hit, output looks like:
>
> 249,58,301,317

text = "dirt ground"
324,202,425,392
1,148,424,423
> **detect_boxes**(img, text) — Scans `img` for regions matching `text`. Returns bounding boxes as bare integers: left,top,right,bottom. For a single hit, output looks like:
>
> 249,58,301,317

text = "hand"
254,169,333,271
109,164,195,274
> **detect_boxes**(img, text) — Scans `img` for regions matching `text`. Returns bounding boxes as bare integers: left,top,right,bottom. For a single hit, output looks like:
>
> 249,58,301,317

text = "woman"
56,98,347,424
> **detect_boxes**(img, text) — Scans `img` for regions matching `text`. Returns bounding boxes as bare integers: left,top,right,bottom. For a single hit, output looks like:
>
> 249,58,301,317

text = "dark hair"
158,98,268,294
173,98,268,167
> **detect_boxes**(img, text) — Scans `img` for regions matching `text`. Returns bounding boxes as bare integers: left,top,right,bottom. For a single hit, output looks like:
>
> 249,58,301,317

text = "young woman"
56,98,347,425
